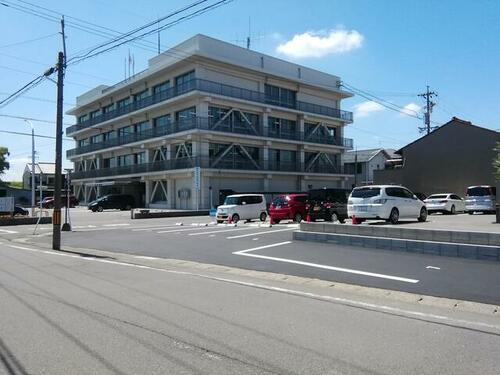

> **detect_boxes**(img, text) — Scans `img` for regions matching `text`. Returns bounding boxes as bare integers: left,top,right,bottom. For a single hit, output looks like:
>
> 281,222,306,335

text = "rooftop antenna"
246,17,251,49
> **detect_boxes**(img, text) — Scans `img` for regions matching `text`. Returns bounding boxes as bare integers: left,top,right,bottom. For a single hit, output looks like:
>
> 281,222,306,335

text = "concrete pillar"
145,180,151,207
262,111,269,137
165,144,171,160
298,115,305,140
262,143,269,170
263,175,270,191
196,99,209,119
167,179,175,208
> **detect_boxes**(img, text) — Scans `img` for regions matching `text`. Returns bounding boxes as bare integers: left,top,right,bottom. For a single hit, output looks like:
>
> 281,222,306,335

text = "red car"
41,195,79,209
268,194,308,223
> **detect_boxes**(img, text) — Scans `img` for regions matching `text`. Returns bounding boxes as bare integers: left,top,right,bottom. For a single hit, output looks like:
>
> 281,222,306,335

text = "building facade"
67,34,354,209
374,117,499,196
342,148,395,187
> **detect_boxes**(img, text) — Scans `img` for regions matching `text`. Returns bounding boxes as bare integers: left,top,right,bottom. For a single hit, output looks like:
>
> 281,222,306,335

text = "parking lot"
1,207,496,305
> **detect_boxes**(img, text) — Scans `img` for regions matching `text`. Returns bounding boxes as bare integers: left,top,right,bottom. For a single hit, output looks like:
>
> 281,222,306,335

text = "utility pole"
24,120,35,217
353,148,358,187
418,85,437,134
52,51,64,250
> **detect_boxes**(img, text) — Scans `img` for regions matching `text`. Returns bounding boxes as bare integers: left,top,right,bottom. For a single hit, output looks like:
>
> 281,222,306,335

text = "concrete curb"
293,230,500,262
0,217,52,226
12,236,500,317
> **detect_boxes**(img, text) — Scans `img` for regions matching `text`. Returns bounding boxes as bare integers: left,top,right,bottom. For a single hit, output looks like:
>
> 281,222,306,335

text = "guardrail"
66,78,353,134
66,117,353,157
71,156,346,180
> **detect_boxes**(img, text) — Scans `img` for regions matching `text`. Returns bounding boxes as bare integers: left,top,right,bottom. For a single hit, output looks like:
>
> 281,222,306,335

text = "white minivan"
216,194,267,223
348,185,427,224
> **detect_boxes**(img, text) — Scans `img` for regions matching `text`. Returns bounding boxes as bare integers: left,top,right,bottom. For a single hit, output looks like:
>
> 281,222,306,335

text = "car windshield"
224,196,242,205
351,187,381,198
467,187,492,196
427,194,448,199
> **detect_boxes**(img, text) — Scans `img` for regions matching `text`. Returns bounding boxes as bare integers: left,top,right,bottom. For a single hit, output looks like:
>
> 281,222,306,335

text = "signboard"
0,197,14,212
194,167,201,191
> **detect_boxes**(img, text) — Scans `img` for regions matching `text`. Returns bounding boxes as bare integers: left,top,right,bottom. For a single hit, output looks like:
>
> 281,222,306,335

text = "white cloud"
276,29,363,58
400,103,421,117
352,101,385,118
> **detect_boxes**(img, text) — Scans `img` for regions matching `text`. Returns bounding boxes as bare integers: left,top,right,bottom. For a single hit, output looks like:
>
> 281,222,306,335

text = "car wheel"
418,207,427,222
231,213,240,223
259,212,267,222
468,211,474,215
273,219,281,224
338,217,346,224
216,220,224,224
294,213,302,223
330,212,339,223
97,206,104,212
388,208,399,224
450,205,456,215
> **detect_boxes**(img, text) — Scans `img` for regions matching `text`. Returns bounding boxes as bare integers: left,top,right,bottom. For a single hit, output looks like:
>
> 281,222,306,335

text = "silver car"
465,185,496,214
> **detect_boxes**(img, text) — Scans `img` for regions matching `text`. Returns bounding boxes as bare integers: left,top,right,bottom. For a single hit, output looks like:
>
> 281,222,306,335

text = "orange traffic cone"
306,213,311,222
352,215,358,225
227,215,232,224
269,216,274,226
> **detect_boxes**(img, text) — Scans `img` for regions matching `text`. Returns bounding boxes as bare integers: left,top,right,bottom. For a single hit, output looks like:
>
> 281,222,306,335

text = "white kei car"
424,193,465,215
216,194,267,223
348,185,427,224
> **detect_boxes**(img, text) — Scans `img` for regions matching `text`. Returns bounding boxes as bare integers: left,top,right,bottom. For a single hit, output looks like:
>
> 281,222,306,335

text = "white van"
216,194,267,223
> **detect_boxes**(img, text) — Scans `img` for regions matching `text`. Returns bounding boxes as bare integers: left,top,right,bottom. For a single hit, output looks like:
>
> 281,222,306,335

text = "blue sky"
0,0,499,180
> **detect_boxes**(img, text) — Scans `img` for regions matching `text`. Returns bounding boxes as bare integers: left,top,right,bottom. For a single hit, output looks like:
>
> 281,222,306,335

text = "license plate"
276,205,281,209
358,206,367,212
313,206,321,211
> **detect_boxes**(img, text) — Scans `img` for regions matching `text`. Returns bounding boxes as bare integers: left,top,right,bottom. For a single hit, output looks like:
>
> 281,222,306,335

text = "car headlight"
373,199,387,204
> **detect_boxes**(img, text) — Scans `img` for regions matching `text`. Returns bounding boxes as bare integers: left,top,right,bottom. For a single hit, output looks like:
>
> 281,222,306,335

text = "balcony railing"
71,156,346,180
67,78,353,134
67,117,353,158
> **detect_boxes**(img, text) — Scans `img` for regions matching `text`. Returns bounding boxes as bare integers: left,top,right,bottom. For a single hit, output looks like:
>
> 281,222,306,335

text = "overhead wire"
0,114,73,126
0,32,59,48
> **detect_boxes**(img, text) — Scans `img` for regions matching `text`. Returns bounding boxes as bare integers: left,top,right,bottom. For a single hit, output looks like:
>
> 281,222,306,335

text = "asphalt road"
1,242,499,374
7,211,500,305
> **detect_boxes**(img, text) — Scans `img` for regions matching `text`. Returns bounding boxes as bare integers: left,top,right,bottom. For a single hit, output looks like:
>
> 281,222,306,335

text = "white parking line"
188,227,255,236
4,243,498,333
426,266,441,270
226,228,294,239
0,229,18,234
233,242,419,284
157,226,229,234
103,223,130,227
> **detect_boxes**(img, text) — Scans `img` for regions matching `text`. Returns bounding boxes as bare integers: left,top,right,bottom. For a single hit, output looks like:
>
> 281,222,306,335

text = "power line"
67,0,223,64
342,81,422,119
0,65,93,88
0,114,73,125
0,129,72,141
0,74,46,109
0,92,74,106
0,32,58,48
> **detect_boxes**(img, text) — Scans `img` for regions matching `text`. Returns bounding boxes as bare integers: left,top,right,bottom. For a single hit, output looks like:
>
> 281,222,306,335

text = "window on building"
175,70,195,87
102,103,115,114
133,89,149,102
105,130,117,140
153,80,170,95
78,138,90,147
135,152,146,164
208,106,260,134
175,107,196,124
117,125,134,137
357,163,362,174
90,110,100,119
78,114,89,124
90,134,104,144
135,121,151,133
265,84,296,108
268,117,296,139
117,154,134,166
116,97,131,109
153,114,171,128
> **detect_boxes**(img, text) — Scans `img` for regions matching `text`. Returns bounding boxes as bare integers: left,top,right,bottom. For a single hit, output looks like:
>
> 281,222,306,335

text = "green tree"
494,142,500,181
0,147,9,178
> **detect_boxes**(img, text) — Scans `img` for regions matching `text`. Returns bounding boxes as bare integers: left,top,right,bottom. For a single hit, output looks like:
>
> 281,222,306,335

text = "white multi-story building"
66,34,354,209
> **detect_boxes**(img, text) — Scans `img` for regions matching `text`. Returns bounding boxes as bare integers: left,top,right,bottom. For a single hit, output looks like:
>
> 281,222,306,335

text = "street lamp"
24,120,36,217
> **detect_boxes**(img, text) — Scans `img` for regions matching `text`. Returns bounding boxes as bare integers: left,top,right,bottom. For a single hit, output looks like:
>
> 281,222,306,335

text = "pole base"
61,223,72,231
